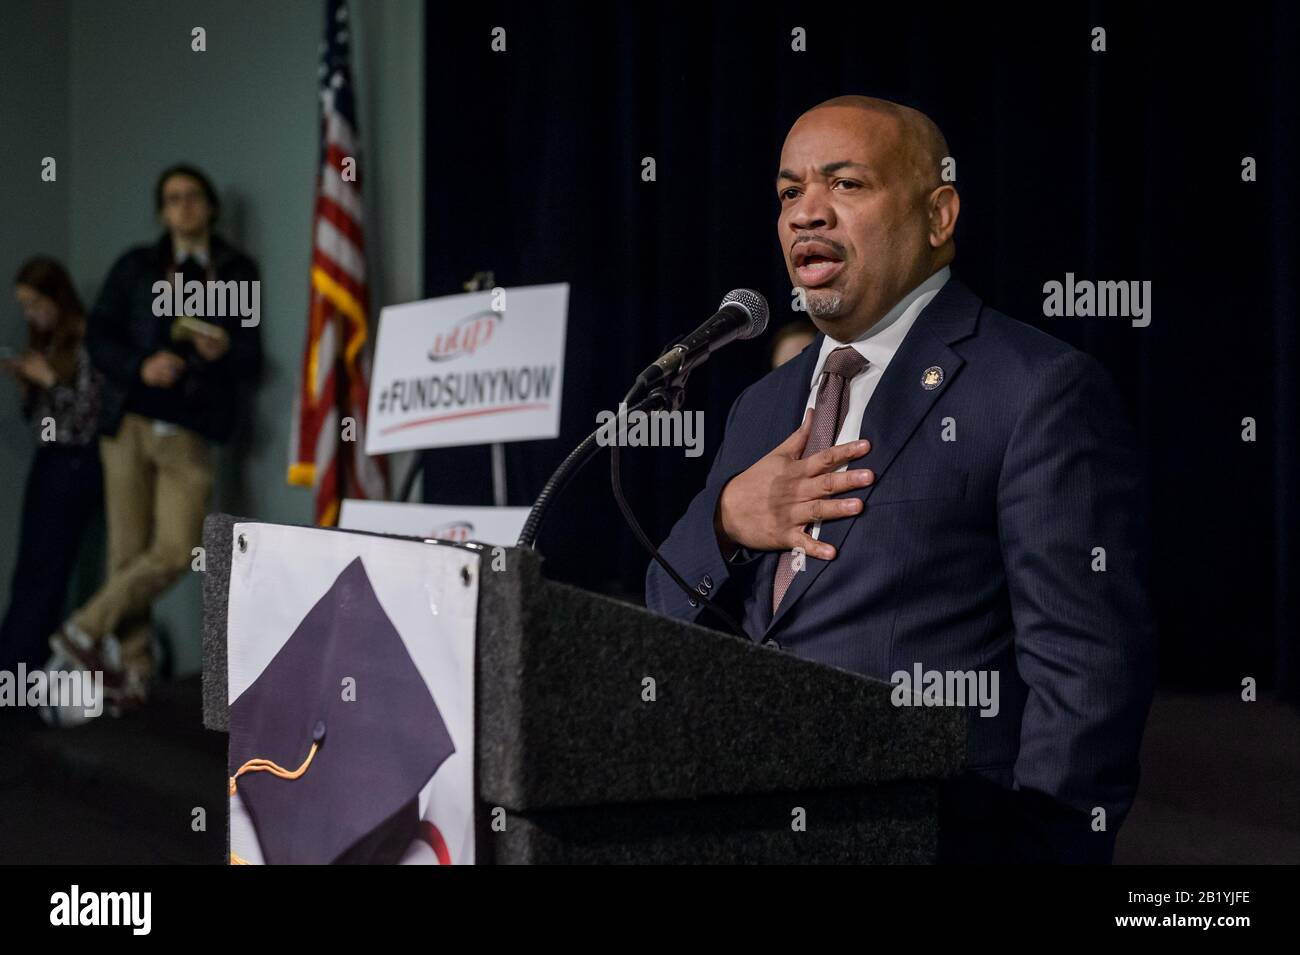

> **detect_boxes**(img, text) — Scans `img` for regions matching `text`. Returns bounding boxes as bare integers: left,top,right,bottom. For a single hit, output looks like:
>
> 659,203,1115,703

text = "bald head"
807,95,950,197
775,94,960,341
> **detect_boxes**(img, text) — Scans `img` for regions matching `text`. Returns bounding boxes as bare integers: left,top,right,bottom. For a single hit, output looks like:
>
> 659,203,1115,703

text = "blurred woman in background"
0,257,103,674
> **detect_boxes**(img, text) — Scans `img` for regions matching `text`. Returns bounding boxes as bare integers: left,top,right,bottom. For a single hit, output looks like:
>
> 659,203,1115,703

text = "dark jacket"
86,233,262,443
646,274,1157,863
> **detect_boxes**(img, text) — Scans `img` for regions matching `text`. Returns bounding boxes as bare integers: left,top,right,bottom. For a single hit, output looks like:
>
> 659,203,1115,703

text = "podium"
201,513,966,863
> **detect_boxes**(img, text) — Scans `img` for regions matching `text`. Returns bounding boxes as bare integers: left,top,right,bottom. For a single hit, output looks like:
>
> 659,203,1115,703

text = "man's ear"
928,185,960,248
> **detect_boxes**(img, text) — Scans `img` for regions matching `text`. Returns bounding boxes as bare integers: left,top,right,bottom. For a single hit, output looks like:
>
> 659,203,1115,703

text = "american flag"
288,0,387,525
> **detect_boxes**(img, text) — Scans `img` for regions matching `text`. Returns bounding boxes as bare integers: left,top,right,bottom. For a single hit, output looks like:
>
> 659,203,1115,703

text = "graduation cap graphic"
228,556,456,865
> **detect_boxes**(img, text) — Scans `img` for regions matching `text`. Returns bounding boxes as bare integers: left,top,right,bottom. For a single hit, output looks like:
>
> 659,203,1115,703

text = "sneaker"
101,632,124,671
36,646,100,729
49,622,127,700
105,667,149,719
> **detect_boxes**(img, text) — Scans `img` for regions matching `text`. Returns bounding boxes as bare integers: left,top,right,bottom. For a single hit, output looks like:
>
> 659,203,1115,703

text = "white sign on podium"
226,522,477,865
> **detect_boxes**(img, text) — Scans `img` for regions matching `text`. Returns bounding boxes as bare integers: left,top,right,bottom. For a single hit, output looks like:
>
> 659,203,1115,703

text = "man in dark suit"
645,96,1156,863
48,164,261,720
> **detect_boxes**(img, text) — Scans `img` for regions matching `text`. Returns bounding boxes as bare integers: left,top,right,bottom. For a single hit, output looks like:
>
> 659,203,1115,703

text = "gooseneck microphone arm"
517,289,769,638
515,384,651,551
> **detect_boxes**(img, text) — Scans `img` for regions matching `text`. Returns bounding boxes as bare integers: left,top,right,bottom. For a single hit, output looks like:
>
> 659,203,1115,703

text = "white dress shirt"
174,243,211,267
805,265,951,539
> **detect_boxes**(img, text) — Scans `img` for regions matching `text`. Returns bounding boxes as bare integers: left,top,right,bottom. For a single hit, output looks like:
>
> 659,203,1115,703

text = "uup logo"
428,310,501,362
432,521,474,542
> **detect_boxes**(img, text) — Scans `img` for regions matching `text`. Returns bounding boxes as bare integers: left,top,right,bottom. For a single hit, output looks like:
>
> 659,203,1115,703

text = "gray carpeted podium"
202,513,966,863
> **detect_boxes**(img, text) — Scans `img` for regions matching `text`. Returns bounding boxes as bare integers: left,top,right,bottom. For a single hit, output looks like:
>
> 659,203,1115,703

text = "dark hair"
13,256,85,382
154,163,221,223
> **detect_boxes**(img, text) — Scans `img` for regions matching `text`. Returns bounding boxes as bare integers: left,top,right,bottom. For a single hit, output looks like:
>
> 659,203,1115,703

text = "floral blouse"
20,345,103,447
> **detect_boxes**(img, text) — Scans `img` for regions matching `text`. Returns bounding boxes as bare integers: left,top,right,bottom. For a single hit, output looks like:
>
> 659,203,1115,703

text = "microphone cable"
608,395,749,640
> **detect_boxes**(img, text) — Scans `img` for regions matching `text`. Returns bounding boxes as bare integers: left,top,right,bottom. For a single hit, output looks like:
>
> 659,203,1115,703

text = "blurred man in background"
769,319,817,369
48,164,262,719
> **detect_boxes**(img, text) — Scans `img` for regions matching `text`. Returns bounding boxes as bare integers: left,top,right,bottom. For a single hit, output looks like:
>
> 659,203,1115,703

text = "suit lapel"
765,333,824,449
765,276,981,635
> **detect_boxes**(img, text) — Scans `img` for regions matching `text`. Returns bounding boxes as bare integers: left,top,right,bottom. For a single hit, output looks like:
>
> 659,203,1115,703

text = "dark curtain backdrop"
421,3,1298,698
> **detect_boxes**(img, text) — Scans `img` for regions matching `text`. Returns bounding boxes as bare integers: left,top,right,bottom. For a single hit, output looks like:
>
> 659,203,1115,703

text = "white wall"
0,0,72,612
0,0,424,676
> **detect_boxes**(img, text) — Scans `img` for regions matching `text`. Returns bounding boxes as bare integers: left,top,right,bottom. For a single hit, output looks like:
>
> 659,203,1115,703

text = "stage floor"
1,682,1295,864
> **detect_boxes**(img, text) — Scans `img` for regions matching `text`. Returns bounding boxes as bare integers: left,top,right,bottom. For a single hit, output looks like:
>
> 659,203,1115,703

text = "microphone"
634,289,769,393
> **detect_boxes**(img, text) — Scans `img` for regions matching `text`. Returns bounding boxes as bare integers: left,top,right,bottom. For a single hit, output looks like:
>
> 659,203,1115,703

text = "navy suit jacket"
645,274,1157,861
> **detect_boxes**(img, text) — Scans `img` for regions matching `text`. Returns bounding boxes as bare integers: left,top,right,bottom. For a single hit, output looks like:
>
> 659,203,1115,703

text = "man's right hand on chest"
713,408,875,560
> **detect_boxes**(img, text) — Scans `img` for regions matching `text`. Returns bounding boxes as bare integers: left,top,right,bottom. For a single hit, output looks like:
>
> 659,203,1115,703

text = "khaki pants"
71,413,214,679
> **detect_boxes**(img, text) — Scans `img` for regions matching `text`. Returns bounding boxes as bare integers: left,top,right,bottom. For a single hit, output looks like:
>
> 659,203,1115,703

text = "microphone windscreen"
720,289,769,339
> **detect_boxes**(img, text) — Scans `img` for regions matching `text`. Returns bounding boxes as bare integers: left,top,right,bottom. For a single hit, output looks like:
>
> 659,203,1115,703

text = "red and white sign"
366,284,569,454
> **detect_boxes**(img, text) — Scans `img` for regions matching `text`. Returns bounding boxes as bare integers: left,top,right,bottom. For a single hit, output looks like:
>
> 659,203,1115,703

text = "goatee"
805,288,844,318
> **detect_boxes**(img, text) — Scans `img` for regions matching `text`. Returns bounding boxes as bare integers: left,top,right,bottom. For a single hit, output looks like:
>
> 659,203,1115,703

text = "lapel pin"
921,366,944,390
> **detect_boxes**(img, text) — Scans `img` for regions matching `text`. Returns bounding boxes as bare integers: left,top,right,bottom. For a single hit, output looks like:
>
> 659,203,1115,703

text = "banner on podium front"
365,283,568,455
339,499,529,547
226,522,476,865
